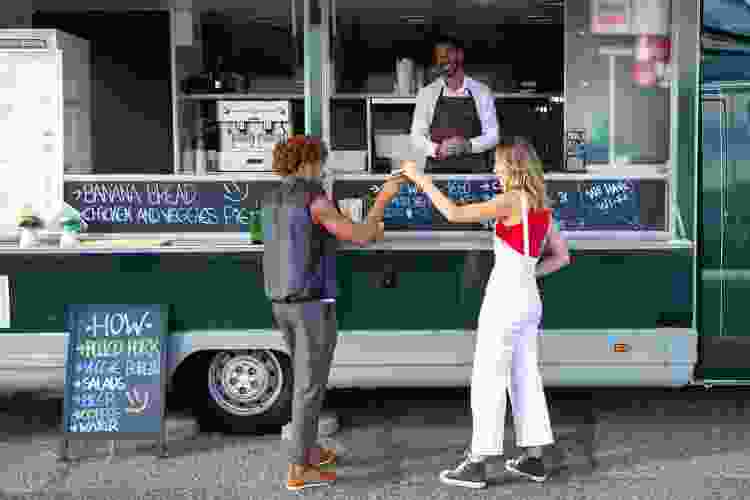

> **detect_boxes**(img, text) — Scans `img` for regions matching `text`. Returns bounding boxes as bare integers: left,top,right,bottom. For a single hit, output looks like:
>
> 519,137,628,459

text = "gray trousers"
272,301,338,465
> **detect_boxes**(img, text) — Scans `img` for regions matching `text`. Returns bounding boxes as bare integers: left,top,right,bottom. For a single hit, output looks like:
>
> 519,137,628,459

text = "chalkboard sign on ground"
60,304,168,457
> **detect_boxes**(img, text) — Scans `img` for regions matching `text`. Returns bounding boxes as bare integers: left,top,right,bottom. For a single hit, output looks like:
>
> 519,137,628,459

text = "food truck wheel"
203,349,292,433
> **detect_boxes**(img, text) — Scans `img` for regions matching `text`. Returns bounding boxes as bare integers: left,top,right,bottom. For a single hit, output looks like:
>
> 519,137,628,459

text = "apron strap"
521,192,529,257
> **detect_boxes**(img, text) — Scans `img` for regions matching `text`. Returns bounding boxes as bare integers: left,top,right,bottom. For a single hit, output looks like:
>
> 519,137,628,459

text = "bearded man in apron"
410,35,499,174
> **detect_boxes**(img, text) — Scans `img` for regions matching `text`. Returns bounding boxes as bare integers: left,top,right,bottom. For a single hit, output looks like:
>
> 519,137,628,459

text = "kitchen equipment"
216,100,291,171
565,129,587,171
374,132,414,159
327,150,367,172
591,0,632,35
396,58,415,95
0,29,91,234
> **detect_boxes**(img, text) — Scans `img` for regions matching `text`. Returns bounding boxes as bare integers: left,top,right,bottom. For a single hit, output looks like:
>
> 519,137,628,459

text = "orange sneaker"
286,464,336,491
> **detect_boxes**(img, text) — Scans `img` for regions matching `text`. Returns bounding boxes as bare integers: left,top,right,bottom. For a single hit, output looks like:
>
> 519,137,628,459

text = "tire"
200,349,292,434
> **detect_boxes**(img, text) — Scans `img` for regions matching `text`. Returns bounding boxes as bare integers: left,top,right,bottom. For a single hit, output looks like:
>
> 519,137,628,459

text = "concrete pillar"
0,2,32,28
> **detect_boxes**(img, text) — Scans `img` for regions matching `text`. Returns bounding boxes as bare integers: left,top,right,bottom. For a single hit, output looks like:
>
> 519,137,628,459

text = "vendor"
410,35,499,173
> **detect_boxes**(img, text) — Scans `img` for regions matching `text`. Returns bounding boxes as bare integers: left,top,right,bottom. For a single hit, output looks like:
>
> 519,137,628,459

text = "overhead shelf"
179,92,562,103
368,92,562,105
179,93,305,100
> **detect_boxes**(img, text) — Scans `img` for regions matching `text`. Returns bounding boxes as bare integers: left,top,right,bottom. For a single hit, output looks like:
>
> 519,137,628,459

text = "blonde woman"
401,137,570,489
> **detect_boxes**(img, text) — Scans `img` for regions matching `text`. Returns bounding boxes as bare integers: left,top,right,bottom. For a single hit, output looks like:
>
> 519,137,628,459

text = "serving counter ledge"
0,231,693,254
63,166,671,183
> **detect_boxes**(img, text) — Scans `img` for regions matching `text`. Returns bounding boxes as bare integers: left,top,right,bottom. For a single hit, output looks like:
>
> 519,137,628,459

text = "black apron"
425,86,491,174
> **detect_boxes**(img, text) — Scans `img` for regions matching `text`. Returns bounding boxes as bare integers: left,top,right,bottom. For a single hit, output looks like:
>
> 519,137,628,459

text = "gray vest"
262,177,338,302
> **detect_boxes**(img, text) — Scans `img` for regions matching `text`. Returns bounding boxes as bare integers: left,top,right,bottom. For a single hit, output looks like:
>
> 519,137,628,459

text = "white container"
632,0,671,36
181,148,195,174
194,144,205,175
396,58,415,95
59,231,78,248
19,228,40,249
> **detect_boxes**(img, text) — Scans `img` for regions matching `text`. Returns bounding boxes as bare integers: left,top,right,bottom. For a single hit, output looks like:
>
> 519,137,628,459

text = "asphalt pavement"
0,387,749,500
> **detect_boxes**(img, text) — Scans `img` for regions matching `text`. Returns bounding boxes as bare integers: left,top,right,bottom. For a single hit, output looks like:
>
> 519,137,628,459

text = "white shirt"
410,76,500,159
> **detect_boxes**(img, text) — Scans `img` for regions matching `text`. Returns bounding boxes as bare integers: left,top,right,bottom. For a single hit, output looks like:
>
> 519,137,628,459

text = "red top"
495,209,552,258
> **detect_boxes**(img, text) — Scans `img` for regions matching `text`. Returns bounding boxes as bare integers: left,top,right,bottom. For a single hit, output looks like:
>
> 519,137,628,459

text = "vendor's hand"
401,161,431,192
400,160,421,183
339,205,353,220
380,176,406,200
445,136,471,157
436,141,452,159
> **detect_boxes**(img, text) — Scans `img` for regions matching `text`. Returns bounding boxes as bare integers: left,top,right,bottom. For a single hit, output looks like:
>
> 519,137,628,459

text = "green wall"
3,251,692,333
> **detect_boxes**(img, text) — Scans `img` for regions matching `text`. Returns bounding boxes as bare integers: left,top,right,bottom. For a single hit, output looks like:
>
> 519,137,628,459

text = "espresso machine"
216,100,291,171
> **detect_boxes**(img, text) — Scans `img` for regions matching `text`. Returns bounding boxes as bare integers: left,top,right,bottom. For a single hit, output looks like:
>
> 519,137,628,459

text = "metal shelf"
179,93,305,100
370,96,417,105
367,92,563,105
331,93,369,99
179,92,564,103
599,46,634,57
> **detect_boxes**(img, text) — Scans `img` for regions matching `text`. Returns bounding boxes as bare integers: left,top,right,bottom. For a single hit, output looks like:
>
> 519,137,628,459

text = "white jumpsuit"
469,193,555,456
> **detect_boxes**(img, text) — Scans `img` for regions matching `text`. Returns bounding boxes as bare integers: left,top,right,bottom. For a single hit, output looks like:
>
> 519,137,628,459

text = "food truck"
0,0,741,433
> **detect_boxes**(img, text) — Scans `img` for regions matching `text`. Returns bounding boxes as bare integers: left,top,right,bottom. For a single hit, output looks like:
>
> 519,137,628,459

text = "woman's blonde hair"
495,137,549,210
271,135,328,177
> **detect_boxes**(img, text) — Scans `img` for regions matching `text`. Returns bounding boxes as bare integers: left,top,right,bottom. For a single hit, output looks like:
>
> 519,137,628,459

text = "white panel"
0,276,8,328
0,48,63,232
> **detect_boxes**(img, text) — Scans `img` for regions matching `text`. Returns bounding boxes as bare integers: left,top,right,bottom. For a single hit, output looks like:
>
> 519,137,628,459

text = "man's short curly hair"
271,135,328,177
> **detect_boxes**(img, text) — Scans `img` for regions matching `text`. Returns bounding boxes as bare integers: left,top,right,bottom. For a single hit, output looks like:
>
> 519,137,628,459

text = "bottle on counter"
181,130,195,174
194,134,206,176
60,216,84,248
249,199,263,244
17,204,43,249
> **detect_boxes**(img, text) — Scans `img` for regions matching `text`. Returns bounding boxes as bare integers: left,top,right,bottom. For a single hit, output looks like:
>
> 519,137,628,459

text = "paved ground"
0,387,749,499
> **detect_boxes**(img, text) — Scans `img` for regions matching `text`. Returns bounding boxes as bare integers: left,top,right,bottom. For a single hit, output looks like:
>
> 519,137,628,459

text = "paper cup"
339,199,364,223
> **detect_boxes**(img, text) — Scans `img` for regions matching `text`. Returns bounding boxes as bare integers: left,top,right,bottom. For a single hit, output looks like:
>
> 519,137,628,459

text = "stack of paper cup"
338,198,364,223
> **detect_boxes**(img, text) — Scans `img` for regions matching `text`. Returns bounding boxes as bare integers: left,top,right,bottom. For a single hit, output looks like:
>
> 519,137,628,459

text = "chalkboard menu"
63,180,279,232
547,179,666,231
334,177,503,231
62,304,167,438
334,176,666,232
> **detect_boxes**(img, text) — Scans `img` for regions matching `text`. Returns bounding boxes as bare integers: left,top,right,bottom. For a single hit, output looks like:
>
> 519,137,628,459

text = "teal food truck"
0,0,742,433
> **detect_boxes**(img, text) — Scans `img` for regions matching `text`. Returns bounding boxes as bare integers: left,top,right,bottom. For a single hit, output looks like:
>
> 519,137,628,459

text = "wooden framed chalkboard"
59,304,168,460
63,180,280,232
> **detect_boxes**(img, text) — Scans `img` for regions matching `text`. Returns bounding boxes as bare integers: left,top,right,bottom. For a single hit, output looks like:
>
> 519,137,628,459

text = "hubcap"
207,350,284,417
